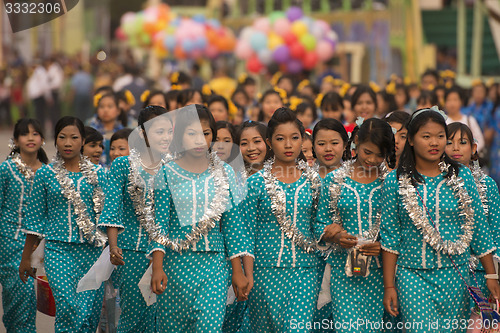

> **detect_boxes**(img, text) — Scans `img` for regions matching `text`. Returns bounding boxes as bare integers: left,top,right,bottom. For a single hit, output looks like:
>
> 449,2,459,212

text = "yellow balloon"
291,21,308,37
267,33,283,50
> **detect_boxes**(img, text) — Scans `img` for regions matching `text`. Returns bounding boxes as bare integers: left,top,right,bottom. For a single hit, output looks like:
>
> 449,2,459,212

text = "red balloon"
303,51,319,70
247,56,263,73
115,27,127,41
290,42,306,59
283,32,298,46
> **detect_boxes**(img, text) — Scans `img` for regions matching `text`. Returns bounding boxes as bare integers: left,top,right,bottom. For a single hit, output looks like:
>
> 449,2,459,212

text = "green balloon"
140,33,151,45
269,11,285,23
300,34,316,51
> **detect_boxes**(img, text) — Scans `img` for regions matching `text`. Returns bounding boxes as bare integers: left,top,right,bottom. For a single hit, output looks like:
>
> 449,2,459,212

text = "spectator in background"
70,64,93,122
47,57,65,130
420,69,440,91
190,63,205,91
0,69,12,127
114,64,147,112
26,60,52,130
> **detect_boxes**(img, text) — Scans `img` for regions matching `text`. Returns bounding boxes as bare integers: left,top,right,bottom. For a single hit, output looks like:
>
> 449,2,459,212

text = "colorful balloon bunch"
116,5,236,60
235,7,337,74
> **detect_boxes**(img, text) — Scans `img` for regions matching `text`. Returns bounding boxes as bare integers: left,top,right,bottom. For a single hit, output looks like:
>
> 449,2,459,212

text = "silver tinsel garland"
399,162,474,255
134,151,230,253
471,163,489,216
328,160,388,242
262,158,322,254
52,154,107,247
127,149,170,242
10,153,35,183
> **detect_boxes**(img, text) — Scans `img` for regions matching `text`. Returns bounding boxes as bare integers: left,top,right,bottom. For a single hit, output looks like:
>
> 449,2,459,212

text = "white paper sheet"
77,246,115,293
317,263,332,310
226,285,236,305
138,264,157,306
31,239,46,270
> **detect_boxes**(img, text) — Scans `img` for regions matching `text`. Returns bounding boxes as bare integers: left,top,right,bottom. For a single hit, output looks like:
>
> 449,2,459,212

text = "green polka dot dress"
244,169,322,333
99,156,156,332
23,163,107,333
0,158,37,332
315,170,385,333
469,175,500,301
380,168,495,333
149,161,253,333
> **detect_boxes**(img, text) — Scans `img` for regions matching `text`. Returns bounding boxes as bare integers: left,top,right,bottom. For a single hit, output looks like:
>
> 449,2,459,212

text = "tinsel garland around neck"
10,153,35,183
328,159,388,241
127,149,171,238
398,162,474,255
262,158,322,253
470,163,488,216
52,154,107,247
136,151,230,253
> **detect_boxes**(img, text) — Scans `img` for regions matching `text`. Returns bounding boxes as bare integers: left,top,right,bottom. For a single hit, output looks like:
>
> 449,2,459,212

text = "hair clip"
140,90,151,103
391,127,398,135
8,138,16,151
355,117,365,128
93,93,103,108
350,141,356,150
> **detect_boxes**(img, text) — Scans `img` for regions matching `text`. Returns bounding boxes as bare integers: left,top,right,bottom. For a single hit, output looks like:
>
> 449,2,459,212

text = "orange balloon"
174,45,186,59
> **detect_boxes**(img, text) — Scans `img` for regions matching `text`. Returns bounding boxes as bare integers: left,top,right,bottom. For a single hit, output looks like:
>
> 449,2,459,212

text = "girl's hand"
322,224,344,243
487,279,500,300
359,242,381,256
110,247,124,266
151,268,168,295
245,273,254,296
383,287,399,317
339,233,358,249
19,258,36,283
232,272,250,302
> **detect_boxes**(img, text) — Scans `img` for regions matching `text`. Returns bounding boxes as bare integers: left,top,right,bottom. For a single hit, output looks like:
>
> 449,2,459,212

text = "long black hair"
266,107,306,162
397,109,460,185
10,118,48,164
312,118,350,161
348,118,396,168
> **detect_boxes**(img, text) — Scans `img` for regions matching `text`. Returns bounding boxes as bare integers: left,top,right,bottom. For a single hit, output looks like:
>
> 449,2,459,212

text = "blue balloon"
192,14,206,24
163,35,176,52
171,17,181,27
194,37,207,50
250,32,268,52
208,19,221,29
182,39,195,53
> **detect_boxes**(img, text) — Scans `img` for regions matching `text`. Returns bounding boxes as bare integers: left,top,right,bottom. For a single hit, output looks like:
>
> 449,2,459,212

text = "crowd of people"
0,53,499,333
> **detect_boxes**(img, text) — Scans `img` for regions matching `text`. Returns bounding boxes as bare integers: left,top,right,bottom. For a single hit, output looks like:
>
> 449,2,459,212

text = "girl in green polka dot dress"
445,122,500,302
315,118,395,333
1,119,47,332
19,117,108,333
245,108,330,333
381,108,500,333
99,106,172,332
149,104,254,333
311,118,350,333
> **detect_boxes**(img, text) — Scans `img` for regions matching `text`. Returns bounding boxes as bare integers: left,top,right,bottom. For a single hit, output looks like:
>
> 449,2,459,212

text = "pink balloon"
316,40,334,61
253,18,271,33
274,18,291,37
206,45,219,58
235,41,253,60
121,12,135,25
